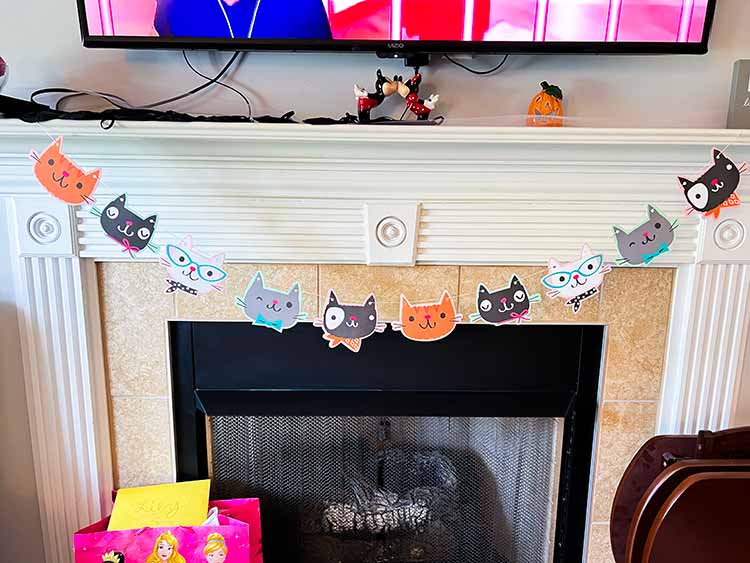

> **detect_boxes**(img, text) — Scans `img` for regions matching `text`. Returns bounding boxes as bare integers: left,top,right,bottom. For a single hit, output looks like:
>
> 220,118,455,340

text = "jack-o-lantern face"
527,81,564,127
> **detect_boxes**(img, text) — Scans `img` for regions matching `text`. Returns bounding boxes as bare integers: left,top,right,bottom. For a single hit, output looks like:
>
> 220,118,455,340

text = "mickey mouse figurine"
396,70,439,121
354,69,399,124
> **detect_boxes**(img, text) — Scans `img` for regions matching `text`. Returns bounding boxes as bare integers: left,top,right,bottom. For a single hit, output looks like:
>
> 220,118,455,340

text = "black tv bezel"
76,0,716,56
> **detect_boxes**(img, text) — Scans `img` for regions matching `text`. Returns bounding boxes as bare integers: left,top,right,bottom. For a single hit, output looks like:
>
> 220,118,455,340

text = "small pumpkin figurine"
527,81,564,127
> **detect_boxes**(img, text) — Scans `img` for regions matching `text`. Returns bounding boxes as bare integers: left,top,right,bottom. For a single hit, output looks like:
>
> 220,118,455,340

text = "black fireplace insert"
169,322,604,563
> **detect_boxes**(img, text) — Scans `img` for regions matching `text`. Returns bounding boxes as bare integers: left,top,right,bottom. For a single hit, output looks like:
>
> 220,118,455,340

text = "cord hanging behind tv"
77,0,716,56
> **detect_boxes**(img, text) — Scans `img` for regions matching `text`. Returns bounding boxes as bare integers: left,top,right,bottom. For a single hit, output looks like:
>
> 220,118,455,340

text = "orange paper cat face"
396,291,461,342
32,137,100,205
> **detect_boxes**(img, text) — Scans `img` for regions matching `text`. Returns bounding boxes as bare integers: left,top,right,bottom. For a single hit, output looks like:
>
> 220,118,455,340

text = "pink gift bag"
74,498,262,563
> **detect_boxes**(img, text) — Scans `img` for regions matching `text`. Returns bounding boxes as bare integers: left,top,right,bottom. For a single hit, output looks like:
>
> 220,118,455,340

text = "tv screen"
77,0,716,54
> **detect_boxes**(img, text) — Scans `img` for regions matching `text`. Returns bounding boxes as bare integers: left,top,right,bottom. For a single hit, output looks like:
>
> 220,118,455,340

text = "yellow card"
107,480,211,531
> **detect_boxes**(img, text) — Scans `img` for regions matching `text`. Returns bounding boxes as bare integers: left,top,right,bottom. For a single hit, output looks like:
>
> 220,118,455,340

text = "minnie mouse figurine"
397,71,439,121
354,69,398,124
0,56,7,92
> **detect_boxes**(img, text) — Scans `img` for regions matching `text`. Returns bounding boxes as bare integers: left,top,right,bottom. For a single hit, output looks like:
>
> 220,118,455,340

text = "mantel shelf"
2,119,750,265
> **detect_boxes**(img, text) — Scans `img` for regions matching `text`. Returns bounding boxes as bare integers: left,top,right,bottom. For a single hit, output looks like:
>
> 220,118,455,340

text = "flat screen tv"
77,0,717,56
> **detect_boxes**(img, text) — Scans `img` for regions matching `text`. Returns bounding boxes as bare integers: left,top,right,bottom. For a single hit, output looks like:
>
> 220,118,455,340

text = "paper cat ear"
210,253,225,265
713,148,725,161
363,294,376,308
478,284,489,295
439,290,453,307
145,215,157,225
86,169,101,180
648,205,666,221
117,194,127,204
328,290,339,306
400,294,412,310
510,275,521,286
580,243,593,258
53,136,63,150
677,177,693,190
288,282,300,297
613,226,625,236
548,258,560,270
250,271,265,290
180,235,193,249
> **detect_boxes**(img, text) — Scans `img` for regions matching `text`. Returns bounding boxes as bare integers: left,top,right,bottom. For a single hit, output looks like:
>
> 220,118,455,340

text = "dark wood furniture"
610,427,750,563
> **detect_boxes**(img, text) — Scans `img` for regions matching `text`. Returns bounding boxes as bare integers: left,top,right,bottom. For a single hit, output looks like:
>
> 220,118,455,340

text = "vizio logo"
387,43,405,49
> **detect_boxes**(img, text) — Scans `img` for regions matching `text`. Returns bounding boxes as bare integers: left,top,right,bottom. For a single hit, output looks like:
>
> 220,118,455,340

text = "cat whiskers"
235,297,247,308
452,314,463,323
29,150,40,162
90,206,102,217
210,284,225,294
738,161,749,174
684,207,695,216
468,312,483,323
528,294,542,304
146,242,160,254
670,219,680,232
391,322,403,331
547,290,560,298
616,257,631,265
312,318,325,328
375,321,388,333
295,313,308,321
80,193,96,206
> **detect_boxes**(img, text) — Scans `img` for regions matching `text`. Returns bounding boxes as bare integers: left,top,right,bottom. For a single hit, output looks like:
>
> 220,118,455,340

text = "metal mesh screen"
210,416,562,563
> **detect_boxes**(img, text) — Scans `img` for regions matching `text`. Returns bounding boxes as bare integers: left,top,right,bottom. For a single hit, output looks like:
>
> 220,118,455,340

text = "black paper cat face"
679,149,742,213
477,276,530,325
100,194,157,253
323,291,378,339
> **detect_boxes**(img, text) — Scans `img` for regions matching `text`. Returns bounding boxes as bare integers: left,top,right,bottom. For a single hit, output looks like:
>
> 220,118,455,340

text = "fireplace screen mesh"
209,416,563,563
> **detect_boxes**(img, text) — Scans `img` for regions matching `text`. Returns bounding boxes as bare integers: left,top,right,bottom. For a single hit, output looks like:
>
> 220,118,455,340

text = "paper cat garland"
613,205,678,266
314,291,386,352
91,194,158,257
679,148,749,220
542,244,611,314
236,272,306,333
160,236,227,296
392,291,462,342
30,137,101,206
469,275,541,325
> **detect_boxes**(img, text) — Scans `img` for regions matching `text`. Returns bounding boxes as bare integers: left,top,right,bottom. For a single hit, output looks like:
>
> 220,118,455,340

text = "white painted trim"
2,121,748,264
7,198,112,563
658,264,750,433
4,122,750,561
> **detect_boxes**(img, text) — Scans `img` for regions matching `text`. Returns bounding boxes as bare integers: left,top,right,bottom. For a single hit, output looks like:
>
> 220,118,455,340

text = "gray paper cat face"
614,205,675,266
238,272,301,331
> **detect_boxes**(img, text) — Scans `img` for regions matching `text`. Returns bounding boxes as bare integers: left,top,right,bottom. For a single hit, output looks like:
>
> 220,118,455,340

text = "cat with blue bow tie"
236,272,307,333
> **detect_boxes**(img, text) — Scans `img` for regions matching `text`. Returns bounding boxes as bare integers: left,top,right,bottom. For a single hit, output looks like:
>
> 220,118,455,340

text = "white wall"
0,199,45,563
1,0,749,126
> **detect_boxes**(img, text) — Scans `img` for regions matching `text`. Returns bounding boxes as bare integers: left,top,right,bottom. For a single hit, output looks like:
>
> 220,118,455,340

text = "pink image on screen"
85,0,157,36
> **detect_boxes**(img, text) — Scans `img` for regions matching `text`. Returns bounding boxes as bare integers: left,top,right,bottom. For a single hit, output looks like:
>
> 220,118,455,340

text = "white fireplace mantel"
2,120,750,563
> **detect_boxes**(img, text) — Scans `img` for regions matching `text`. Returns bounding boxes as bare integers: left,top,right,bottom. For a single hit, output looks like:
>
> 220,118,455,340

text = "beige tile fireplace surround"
99,262,673,563
4,122,750,563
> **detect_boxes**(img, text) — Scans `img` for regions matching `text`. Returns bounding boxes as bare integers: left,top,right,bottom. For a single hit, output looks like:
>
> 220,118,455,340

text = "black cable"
181,51,252,120
444,54,509,75
135,51,242,109
30,51,243,113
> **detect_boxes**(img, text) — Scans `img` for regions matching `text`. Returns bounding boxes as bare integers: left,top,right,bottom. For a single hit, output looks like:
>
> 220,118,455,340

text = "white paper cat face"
160,235,227,296
542,244,611,313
